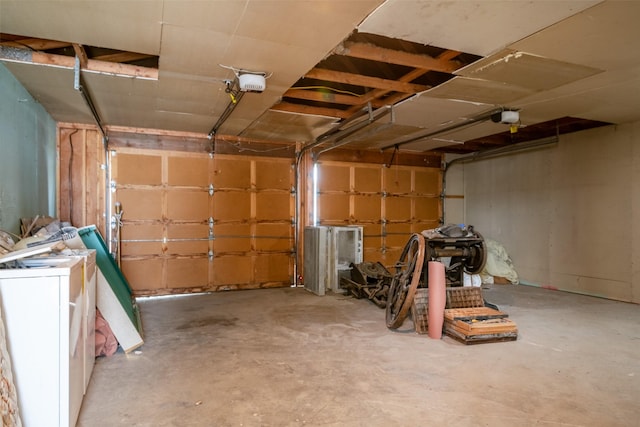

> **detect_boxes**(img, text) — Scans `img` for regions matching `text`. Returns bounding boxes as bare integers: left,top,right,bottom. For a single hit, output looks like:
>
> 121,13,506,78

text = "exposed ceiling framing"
1,0,637,157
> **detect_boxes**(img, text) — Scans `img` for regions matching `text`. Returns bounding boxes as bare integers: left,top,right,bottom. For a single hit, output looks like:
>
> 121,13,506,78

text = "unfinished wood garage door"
317,161,441,268
112,148,293,295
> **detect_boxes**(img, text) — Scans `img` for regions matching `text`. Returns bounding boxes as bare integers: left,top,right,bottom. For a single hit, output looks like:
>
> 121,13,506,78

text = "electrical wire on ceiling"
291,86,364,97
212,136,295,154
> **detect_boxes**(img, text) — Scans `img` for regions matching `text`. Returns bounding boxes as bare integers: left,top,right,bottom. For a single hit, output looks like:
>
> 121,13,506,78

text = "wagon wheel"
465,231,487,275
385,233,426,329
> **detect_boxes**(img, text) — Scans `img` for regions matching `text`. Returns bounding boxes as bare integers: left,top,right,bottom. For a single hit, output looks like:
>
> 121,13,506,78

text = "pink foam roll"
427,260,446,339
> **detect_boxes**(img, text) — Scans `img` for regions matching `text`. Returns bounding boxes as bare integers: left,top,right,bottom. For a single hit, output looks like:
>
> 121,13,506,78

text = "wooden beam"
305,68,429,94
72,43,88,68
337,42,462,73
92,52,156,63
0,37,71,51
0,48,158,79
283,89,364,106
271,101,352,119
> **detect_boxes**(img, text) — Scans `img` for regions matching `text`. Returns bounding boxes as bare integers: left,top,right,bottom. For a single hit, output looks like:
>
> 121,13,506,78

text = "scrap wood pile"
411,287,518,344
0,216,82,263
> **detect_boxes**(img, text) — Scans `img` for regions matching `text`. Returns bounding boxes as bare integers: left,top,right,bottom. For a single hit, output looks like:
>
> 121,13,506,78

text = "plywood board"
358,0,599,56
213,158,251,189
213,224,252,253
254,224,292,252
241,110,337,143
0,0,163,55
456,49,602,91
166,258,209,289
168,156,209,186
166,190,209,220
392,95,492,129
353,195,381,222
423,76,533,105
253,254,291,283
256,193,291,220
510,1,640,71
213,256,252,286
213,192,251,221
117,189,162,220
121,259,164,291
115,153,162,185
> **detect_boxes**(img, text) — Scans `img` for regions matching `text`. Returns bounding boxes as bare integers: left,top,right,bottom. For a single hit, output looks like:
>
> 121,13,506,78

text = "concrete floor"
77,284,639,427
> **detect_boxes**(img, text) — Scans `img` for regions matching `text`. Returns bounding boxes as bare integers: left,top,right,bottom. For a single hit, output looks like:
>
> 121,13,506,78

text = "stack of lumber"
443,306,518,344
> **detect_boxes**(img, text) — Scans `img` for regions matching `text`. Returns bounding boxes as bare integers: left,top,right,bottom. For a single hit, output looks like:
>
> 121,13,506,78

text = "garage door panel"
213,224,251,253
383,168,412,193
213,192,251,220
254,254,290,283
167,190,209,220
255,223,292,251
213,158,251,188
167,258,209,289
415,169,441,194
121,223,163,255
117,189,162,219
116,153,162,185
354,195,380,222
213,255,252,285
168,156,209,186
354,167,381,193
385,197,411,221
320,164,350,191
319,193,350,221
414,197,440,220
167,224,209,255
256,193,290,220
122,258,164,291
362,224,382,249
256,160,291,190
386,223,412,247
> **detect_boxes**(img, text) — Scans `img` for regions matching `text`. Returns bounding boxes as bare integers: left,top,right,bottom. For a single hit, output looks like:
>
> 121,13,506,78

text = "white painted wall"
445,122,640,303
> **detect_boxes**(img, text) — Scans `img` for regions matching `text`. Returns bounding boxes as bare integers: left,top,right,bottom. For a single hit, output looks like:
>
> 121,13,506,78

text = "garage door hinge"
208,184,214,196
208,250,214,261
110,180,117,193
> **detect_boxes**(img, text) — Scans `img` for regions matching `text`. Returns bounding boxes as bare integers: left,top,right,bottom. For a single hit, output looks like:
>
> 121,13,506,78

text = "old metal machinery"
421,224,487,287
385,225,487,330
340,262,393,308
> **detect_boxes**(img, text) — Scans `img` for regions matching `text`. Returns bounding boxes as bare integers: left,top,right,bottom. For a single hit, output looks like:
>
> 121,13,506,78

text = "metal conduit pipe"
380,107,504,152
292,103,391,286
73,57,112,251
441,134,559,223
208,88,245,138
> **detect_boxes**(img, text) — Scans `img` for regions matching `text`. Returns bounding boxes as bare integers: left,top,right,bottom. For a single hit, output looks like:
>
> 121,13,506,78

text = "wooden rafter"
305,68,429,94
283,88,364,106
337,42,462,73
0,47,158,79
0,36,71,51
92,52,155,63
72,43,88,68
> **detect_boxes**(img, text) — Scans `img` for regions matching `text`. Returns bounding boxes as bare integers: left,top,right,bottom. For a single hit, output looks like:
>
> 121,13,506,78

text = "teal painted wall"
0,63,57,235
